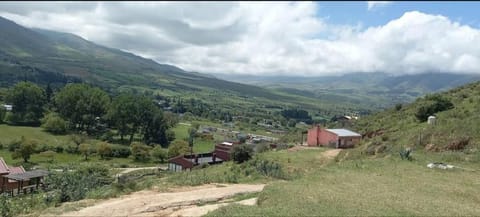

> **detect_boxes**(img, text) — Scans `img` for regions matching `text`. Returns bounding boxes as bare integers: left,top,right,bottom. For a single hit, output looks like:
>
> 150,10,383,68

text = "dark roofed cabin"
1,157,48,196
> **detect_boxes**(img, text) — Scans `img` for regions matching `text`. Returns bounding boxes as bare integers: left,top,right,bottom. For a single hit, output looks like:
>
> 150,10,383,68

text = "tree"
131,142,151,161
12,138,38,163
107,94,136,141
78,143,92,160
151,146,168,163
70,133,87,153
5,82,46,125
143,110,172,146
97,142,112,160
231,144,253,164
45,83,53,103
55,83,110,132
187,127,196,154
167,140,189,158
415,94,454,122
41,112,67,134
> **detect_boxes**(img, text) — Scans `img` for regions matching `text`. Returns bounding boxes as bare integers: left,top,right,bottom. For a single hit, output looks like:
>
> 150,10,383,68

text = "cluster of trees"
415,94,454,122
3,82,176,147
280,108,313,124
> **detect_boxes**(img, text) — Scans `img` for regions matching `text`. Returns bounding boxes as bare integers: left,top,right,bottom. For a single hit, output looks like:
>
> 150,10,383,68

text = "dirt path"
57,184,265,217
116,167,167,175
322,149,342,159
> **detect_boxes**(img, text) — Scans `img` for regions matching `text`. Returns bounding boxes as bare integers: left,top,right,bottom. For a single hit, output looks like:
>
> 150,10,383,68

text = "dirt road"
57,184,265,217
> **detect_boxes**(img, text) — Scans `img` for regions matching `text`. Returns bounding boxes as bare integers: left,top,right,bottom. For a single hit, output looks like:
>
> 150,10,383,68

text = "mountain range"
1,15,479,115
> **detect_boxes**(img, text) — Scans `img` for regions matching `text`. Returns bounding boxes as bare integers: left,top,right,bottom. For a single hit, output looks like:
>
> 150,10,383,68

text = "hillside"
353,81,480,156
0,16,367,120
214,72,480,109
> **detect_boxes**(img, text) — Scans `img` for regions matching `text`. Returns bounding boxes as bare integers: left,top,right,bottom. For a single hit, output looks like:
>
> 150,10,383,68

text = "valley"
1,6,480,217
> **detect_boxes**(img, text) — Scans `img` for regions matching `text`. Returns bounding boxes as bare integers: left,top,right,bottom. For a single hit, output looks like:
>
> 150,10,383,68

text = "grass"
0,124,71,145
206,149,480,216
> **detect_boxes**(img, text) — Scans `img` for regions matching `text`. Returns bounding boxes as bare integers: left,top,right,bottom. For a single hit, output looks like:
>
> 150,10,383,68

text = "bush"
415,94,454,122
44,164,112,203
65,144,77,154
79,143,93,160
100,131,115,143
131,142,152,161
11,137,38,163
248,158,285,179
151,146,167,163
54,145,64,153
399,148,413,161
231,144,254,164
41,112,67,135
110,145,131,158
167,140,189,158
97,142,112,159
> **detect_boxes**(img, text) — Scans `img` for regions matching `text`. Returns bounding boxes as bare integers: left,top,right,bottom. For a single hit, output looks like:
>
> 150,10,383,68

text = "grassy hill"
351,81,480,158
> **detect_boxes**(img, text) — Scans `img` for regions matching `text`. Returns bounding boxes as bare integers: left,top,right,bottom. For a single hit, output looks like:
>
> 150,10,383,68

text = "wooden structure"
0,157,48,196
307,126,361,148
168,142,237,172
168,152,224,172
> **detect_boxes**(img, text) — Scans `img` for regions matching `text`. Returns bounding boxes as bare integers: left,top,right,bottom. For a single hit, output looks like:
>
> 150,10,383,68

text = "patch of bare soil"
168,197,258,217
322,149,342,159
55,184,265,217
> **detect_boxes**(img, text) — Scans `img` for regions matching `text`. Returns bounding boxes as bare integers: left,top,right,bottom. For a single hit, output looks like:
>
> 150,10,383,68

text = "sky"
1,1,480,76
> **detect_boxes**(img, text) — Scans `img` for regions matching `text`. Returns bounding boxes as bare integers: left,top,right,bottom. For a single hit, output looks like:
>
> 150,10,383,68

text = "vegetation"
5,82,46,126
167,140,189,158
231,144,254,163
40,112,67,134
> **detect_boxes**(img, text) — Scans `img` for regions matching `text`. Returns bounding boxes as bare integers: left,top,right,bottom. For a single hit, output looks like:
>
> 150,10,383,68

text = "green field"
206,149,480,216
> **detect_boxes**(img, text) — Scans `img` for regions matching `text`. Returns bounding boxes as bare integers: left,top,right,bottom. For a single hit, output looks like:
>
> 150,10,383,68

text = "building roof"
0,157,9,174
9,166,25,174
326,129,361,137
4,170,49,181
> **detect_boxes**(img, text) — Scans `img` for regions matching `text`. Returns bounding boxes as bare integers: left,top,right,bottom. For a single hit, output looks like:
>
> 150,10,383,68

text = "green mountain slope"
0,16,369,121
353,81,480,156
214,72,480,110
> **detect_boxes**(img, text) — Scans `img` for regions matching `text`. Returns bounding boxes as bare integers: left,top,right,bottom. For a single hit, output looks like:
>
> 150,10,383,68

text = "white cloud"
1,3,480,76
367,1,392,11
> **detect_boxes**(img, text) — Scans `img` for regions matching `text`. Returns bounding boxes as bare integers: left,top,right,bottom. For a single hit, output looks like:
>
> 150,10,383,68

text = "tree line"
2,81,176,147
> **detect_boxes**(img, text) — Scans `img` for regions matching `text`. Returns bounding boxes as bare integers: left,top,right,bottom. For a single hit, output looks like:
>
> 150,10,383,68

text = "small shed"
2,104,13,111
427,116,436,125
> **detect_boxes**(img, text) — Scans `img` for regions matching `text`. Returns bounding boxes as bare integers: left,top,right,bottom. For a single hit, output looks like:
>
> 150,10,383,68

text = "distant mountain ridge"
213,72,480,108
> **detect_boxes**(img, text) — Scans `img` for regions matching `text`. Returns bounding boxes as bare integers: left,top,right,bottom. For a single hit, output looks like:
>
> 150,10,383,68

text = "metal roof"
4,170,49,181
0,157,9,174
326,129,361,137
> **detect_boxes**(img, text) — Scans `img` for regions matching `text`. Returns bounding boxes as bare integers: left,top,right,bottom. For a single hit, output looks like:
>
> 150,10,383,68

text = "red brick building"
307,126,361,148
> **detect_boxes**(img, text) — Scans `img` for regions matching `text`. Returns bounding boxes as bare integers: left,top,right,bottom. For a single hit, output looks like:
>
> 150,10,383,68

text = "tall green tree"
5,82,46,125
55,83,110,132
107,94,137,141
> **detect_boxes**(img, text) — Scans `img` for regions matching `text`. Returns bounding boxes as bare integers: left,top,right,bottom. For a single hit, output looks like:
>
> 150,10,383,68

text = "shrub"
231,144,254,164
248,158,285,179
394,103,402,111
79,143,93,160
100,131,115,143
44,164,112,203
399,148,413,161
65,144,77,154
110,145,131,158
415,94,454,122
12,137,38,163
167,140,190,158
151,146,168,163
41,112,67,134
54,145,64,153
97,142,112,159
131,142,152,161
